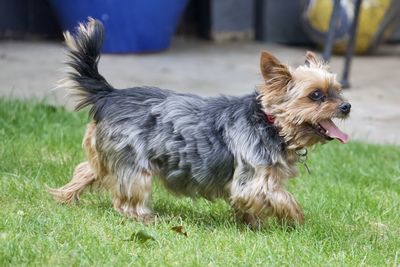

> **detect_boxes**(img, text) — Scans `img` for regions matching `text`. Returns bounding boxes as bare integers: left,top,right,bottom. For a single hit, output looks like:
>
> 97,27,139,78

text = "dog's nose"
338,102,351,114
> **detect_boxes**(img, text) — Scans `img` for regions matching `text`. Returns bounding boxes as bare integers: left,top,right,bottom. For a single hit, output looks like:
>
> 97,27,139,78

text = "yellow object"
308,0,334,33
306,0,392,54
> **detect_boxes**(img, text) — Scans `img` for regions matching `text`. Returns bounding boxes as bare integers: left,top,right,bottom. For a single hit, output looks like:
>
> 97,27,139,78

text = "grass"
0,99,399,267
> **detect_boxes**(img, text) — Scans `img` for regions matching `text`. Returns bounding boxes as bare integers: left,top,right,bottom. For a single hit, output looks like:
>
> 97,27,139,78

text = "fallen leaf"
171,226,188,237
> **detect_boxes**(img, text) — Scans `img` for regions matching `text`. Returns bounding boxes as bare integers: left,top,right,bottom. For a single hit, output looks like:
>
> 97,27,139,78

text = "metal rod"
323,0,342,62
341,0,363,89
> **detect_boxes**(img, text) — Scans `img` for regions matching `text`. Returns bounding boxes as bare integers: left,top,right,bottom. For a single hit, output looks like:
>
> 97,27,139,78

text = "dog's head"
257,51,351,149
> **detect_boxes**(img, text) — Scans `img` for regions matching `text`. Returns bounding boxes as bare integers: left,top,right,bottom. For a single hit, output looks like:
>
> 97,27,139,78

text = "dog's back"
50,18,293,226
57,19,283,199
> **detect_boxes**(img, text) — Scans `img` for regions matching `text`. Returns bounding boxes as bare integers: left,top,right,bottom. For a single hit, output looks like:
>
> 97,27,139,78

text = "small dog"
49,18,351,228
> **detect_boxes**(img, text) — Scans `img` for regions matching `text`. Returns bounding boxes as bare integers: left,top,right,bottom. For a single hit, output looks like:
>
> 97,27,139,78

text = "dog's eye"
309,89,325,101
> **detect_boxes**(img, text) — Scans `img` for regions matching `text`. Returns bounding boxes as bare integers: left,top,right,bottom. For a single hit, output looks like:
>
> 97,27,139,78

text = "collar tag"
296,148,311,175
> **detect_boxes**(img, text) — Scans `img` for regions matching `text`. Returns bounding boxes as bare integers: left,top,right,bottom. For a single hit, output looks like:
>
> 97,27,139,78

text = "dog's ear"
260,51,291,82
305,51,324,67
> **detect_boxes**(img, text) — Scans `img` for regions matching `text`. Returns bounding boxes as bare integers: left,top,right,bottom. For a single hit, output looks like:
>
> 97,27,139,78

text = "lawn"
0,100,399,266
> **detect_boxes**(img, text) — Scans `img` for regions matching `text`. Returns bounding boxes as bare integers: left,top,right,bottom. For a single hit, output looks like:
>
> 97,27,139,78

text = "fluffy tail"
62,18,114,114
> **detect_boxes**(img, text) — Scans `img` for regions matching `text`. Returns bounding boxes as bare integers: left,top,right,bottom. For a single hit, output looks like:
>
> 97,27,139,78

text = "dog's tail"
61,18,114,113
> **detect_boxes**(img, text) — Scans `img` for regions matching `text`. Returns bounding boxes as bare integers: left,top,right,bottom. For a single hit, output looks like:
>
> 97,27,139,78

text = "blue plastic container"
50,0,188,53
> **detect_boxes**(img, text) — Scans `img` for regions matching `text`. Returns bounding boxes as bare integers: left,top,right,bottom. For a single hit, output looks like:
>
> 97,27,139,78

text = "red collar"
265,113,276,124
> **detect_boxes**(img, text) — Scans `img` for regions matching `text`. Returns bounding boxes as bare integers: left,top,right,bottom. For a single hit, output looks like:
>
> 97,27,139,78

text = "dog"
48,18,351,228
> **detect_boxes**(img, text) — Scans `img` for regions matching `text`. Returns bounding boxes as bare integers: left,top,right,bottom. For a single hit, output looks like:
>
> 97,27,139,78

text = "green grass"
0,100,399,266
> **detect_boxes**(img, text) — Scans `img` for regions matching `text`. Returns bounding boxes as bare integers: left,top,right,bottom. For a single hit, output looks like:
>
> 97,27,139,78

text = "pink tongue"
319,119,349,144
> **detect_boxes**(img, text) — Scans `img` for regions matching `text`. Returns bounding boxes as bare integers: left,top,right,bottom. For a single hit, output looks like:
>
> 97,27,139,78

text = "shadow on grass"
153,200,233,228
62,185,306,233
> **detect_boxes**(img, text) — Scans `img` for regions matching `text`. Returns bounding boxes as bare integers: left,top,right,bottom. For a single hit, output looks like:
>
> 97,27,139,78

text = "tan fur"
50,121,154,222
50,48,348,228
305,51,329,70
63,17,97,53
230,50,350,227
112,171,153,223
47,161,95,203
83,122,107,178
59,18,103,101
230,161,303,228
258,51,348,150
48,123,102,203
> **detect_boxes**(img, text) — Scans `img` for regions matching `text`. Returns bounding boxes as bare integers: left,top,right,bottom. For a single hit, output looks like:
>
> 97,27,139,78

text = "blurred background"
0,0,399,144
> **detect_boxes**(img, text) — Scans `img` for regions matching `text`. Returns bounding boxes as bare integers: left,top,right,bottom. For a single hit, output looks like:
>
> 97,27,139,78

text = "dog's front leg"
230,164,271,229
266,187,304,226
230,164,304,228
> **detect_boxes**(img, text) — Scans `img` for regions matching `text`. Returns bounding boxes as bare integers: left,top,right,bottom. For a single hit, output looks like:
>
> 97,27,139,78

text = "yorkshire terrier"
49,18,351,228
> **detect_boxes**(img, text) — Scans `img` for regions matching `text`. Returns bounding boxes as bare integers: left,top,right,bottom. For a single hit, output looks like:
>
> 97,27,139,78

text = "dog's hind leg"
48,161,95,203
112,169,153,223
48,122,103,203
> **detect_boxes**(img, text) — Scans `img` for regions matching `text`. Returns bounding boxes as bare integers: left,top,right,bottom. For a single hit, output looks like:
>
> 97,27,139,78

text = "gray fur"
65,19,284,200
95,88,284,199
